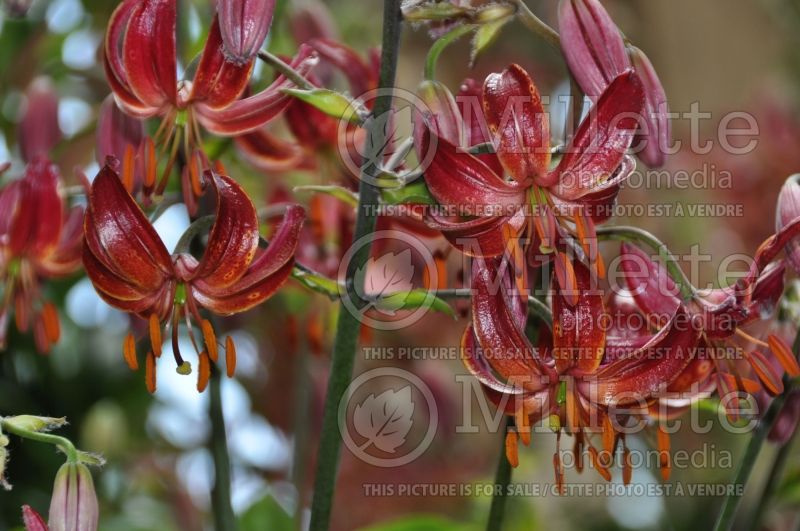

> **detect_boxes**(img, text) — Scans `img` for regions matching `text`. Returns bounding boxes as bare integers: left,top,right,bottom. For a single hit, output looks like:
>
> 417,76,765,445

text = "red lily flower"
82,160,305,392
419,64,644,300
0,166,83,353
619,222,800,417
236,38,379,179
461,255,700,486
104,0,317,194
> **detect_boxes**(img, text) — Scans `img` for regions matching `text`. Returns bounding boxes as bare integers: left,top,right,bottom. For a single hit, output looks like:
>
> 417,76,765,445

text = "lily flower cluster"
410,0,800,488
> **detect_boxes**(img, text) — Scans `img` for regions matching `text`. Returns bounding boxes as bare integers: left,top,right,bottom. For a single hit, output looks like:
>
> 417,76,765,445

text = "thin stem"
511,0,560,49
748,426,798,530
711,330,800,531
0,419,78,462
209,367,236,531
596,225,697,300
486,417,514,531
308,1,403,529
291,338,312,530
424,24,475,80
257,50,314,90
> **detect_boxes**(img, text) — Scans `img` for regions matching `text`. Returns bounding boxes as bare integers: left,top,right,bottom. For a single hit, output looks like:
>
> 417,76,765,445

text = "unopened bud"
48,462,98,531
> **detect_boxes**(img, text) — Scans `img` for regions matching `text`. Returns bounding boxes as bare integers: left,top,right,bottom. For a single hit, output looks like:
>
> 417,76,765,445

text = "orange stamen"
149,314,162,357
746,351,784,395
768,334,800,377
657,424,671,481
189,152,204,198
553,451,565,495
123,333,138,371
622,442,632,486
201,319,219,362
145,351,156,394
197,350,211,393
142,137,156,191
122,145,135,193
573,430,584,473
515,406,531,446
602,414,616,459
588,445,611,481
505,430,519,468
41,302,60,343
225,336,236,378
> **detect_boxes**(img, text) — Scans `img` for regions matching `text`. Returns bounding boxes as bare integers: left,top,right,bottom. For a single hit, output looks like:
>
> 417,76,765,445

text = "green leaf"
291,269,343,300
282,88,365,124
374,290,456,319
381,180,436,205
470,18,511,67
239,495,293,531
294,185,359,208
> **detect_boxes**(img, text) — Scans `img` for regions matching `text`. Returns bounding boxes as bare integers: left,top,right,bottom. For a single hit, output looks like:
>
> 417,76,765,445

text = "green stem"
257,50,314,90
486,418,514,531
596,225,697,301
0,419,78,463
209,367,236,531
748,425,798,530
424,24,475,80
291,339,312,530
308,1,403,529
711,330,800,531
511,0,560,49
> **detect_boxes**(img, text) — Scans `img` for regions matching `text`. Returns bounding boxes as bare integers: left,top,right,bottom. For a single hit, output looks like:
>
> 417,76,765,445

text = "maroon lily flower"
104,0,317,194
0,161,83,353
461,255,700,485
82,160,305,392
619,223,800,416
419,64,644,300
558,0,670,167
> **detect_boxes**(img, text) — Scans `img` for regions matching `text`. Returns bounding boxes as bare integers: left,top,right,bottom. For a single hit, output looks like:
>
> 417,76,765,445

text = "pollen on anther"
149,314,162,357
145,351,156,394
201,319,219,362
225,336,237,378
123,332,138,370
41,302,60,344
197,351,211,393
505,430,520,468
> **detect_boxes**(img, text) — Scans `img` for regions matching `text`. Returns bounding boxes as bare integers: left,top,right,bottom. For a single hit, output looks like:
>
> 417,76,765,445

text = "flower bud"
19,77,61,163
558,0,629,99
217,0,276,65
414,79,463,152
48,463,98,531
3,416,67,433
629,46,670,168
96,96,144,165
22,505,48,531
777,174,800,274
0,433,9,491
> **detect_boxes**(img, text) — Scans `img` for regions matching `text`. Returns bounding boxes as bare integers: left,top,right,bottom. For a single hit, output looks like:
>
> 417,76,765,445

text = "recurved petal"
414,79,462,152
776,174,800,274
309,38,376,96
422,128,526,217
36,206,84,277
235,130,310,172
194,173,260,287
557,0,629,99
551,259,606,374
581,305,700,406
194,204,304,297
424,206,525,257
550,71,644,201
193,258,293,315
218,0,276,64
197,45,318,135
191,15,254,109
471,256,555,389
121,0,177,110
458,78,504,177
619,242,680,321
84,163,172,292
482,64,551,184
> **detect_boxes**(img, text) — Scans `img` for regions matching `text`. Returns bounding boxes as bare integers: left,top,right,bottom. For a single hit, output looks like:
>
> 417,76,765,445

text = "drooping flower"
461,255,700,485
619,222,800,417
558,0,670,167
418,64,644,300
104,0,318,195
47,462,99,531
0,81,83,354
95,95,147,194
82,160,305,392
